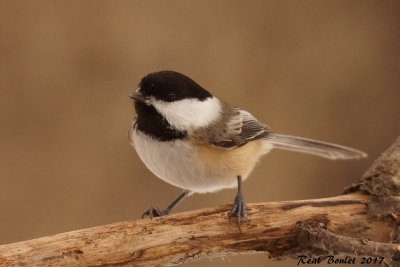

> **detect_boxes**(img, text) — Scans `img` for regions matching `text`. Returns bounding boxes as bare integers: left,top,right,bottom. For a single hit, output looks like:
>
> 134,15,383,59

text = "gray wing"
207,107,270,149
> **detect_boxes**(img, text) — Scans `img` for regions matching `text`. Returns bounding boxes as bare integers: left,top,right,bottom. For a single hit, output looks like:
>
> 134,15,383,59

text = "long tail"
264,133,367,160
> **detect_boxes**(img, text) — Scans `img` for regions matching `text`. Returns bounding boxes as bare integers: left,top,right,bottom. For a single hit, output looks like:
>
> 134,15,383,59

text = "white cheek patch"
151,97,221,131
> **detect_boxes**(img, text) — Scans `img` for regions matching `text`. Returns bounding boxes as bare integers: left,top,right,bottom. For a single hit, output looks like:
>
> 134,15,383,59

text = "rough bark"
0,135,399,267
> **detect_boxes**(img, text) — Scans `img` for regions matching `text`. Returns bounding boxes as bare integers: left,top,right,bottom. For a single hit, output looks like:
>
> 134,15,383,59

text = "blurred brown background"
1,1,400,266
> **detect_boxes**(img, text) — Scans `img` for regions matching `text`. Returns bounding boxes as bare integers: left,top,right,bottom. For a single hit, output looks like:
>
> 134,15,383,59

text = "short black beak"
129,92,146,103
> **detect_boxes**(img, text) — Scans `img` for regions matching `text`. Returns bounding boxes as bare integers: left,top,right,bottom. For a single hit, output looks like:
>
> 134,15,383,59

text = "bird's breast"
131,129,272,193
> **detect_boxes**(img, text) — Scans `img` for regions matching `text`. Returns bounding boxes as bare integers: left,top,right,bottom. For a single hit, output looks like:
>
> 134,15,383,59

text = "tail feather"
265,133,367,160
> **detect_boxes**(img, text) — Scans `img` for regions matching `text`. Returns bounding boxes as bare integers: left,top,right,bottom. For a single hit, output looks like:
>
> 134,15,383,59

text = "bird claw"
141,206,169,219
229,193,247,231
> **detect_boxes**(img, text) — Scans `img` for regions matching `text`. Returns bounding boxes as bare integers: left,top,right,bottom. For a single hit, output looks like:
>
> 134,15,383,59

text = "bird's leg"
229,176,247,231
142,190,190,219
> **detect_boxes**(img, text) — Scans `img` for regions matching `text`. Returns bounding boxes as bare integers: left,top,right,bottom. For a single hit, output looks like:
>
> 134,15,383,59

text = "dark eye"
166,92,176,101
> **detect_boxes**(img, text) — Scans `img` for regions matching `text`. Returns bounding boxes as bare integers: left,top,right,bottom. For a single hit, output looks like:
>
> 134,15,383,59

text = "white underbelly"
131,131,271,193
131,131,272,193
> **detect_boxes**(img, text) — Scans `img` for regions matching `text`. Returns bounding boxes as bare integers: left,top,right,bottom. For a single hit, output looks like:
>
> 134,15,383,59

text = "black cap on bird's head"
130,71,212,103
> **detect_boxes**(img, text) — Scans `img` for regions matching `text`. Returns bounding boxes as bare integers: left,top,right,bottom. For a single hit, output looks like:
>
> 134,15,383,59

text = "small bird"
129,70,366,228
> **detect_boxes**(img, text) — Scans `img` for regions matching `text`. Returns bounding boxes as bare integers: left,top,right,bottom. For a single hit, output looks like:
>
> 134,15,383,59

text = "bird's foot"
229,193,248,231
141,206,169,219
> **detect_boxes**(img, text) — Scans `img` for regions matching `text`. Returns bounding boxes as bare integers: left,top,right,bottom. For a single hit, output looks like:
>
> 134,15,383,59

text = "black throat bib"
134,102,187,141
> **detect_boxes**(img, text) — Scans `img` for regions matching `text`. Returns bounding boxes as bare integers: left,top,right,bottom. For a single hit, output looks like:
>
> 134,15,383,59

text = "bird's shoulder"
192,102,270,149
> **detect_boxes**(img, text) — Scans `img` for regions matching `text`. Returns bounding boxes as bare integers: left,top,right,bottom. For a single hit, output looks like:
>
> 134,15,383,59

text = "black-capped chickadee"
129,70,366,228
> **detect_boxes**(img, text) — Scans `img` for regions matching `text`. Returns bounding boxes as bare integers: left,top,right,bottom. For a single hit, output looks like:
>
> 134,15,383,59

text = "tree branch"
1,135,399,267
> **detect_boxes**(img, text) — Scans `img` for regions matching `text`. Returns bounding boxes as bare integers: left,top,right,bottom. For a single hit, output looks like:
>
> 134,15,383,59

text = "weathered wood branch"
0,135,399,267
0,194,393,267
